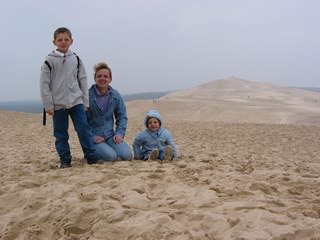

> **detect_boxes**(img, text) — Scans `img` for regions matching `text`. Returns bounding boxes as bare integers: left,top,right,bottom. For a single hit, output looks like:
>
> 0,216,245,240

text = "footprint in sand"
249,181,279,195
76,189,99,202
22,199,47,214
131,184,146,194
287,185,305,196
235,160,254,174
62,207,99,235
227,217,241,227
63,221,91,235
148,173,163,180
176,161,187,168
18,180,42,189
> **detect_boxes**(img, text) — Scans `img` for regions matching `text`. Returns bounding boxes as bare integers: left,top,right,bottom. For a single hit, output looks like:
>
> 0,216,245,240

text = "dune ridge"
126,77,320,125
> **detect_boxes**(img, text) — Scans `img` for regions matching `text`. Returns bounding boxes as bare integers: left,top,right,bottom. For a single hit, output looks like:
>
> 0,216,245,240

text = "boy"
132,109,178,160
40,27,101,168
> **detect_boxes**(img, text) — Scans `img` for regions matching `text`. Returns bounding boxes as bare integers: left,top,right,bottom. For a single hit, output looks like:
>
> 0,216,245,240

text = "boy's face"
53,32,73,54
95,69,112,89
147,117,160,132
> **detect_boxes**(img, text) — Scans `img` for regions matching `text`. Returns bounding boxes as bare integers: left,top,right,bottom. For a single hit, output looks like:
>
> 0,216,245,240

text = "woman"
86,62,132,161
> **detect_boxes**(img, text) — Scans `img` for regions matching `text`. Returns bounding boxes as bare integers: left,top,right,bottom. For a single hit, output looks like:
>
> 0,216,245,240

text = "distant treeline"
122,91,171,101
0,100,44,114
296,87,320,93
0,91,171,114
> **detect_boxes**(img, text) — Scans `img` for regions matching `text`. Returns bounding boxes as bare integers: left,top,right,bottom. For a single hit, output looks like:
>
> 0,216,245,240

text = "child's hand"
47,109,54,116
94,136,105,144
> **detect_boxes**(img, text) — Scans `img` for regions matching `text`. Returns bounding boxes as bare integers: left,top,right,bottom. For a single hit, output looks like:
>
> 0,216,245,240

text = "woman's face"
95,68,111,89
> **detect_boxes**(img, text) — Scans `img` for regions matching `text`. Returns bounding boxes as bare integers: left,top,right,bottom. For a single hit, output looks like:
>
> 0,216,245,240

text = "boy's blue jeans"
53,104,96,164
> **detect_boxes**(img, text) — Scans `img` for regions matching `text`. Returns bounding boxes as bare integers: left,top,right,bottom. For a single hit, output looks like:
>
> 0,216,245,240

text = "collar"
53,49,71,57
147,128,160,135
94,85,112,96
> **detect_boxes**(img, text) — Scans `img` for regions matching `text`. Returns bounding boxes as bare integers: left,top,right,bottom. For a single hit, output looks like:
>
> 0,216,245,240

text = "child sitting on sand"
132,109,178,160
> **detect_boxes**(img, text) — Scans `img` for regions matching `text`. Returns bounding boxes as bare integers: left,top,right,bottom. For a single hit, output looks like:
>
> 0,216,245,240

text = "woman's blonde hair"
93,62,112,79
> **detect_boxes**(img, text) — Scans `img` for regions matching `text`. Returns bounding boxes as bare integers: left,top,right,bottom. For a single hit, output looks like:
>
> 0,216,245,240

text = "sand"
1,78,320,239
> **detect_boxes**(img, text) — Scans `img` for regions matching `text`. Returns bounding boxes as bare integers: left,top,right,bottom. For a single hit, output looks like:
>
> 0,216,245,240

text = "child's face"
147,118,160,132
53,32,73,54
95,69,112,89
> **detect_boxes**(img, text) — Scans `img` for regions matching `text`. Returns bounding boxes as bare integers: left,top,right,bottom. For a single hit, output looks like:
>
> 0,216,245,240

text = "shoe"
60,163,71,168
87,157,104,165
164,146,173,160
148,149,159,160
87,158,97,165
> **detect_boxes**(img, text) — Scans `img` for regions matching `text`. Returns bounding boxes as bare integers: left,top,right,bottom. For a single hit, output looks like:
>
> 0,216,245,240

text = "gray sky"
0,0,319,101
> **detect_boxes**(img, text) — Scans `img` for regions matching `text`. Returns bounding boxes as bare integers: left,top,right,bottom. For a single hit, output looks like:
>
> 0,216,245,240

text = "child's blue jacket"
132,110,178,159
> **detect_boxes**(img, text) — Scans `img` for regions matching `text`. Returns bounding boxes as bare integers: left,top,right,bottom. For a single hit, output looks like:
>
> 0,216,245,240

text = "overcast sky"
0,0,319,101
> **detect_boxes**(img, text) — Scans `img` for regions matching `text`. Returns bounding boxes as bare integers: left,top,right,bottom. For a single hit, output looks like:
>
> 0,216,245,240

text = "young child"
133,109,178,160
40,27,101,168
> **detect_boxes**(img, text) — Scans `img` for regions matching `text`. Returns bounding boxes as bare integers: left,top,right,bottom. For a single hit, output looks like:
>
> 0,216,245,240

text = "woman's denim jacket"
87,85,127,139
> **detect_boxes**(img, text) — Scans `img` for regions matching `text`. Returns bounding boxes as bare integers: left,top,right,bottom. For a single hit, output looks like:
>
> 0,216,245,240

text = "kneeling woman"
87,62,132,161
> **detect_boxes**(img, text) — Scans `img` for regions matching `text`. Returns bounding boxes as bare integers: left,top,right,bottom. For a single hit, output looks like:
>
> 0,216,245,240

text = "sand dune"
162,77,320,103
1,78,320,239
126,77,320,125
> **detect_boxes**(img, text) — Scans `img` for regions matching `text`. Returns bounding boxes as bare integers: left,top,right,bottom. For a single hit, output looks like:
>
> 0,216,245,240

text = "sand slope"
1,78,320,239
1,109,320,239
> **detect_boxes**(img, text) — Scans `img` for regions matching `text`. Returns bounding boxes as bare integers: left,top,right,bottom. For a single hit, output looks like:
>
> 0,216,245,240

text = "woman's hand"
94,136,105,144
113,135,123,144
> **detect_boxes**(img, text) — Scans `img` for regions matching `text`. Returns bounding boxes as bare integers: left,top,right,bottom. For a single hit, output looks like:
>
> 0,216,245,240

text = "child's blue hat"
144,109,162,127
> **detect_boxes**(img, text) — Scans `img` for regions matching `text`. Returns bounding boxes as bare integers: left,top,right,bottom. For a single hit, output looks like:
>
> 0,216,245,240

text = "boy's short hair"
54,27,72,39
93,62,113,80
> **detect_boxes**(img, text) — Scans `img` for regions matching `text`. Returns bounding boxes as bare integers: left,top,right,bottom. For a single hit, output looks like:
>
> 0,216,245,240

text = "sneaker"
164,146,173,161
60,163,71,168
148,149,159,160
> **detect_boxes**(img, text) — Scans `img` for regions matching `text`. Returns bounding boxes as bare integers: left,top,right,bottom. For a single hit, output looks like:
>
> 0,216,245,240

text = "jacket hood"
144,109,162,127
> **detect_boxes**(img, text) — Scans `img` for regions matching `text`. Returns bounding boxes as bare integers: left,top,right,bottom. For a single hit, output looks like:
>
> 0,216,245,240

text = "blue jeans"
93,137,132,161
53,104,97,164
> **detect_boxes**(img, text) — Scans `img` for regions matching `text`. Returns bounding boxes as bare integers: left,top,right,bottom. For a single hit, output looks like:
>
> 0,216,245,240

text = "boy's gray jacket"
132,110,178,159
40,50,88,111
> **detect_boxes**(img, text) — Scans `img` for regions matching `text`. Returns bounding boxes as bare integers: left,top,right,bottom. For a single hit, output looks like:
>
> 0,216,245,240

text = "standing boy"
132,109,178,160
40,27,101,168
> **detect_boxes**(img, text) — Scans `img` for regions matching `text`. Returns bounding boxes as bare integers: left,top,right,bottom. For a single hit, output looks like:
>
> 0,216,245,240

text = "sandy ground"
1,78,320,239
0,108,320,240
